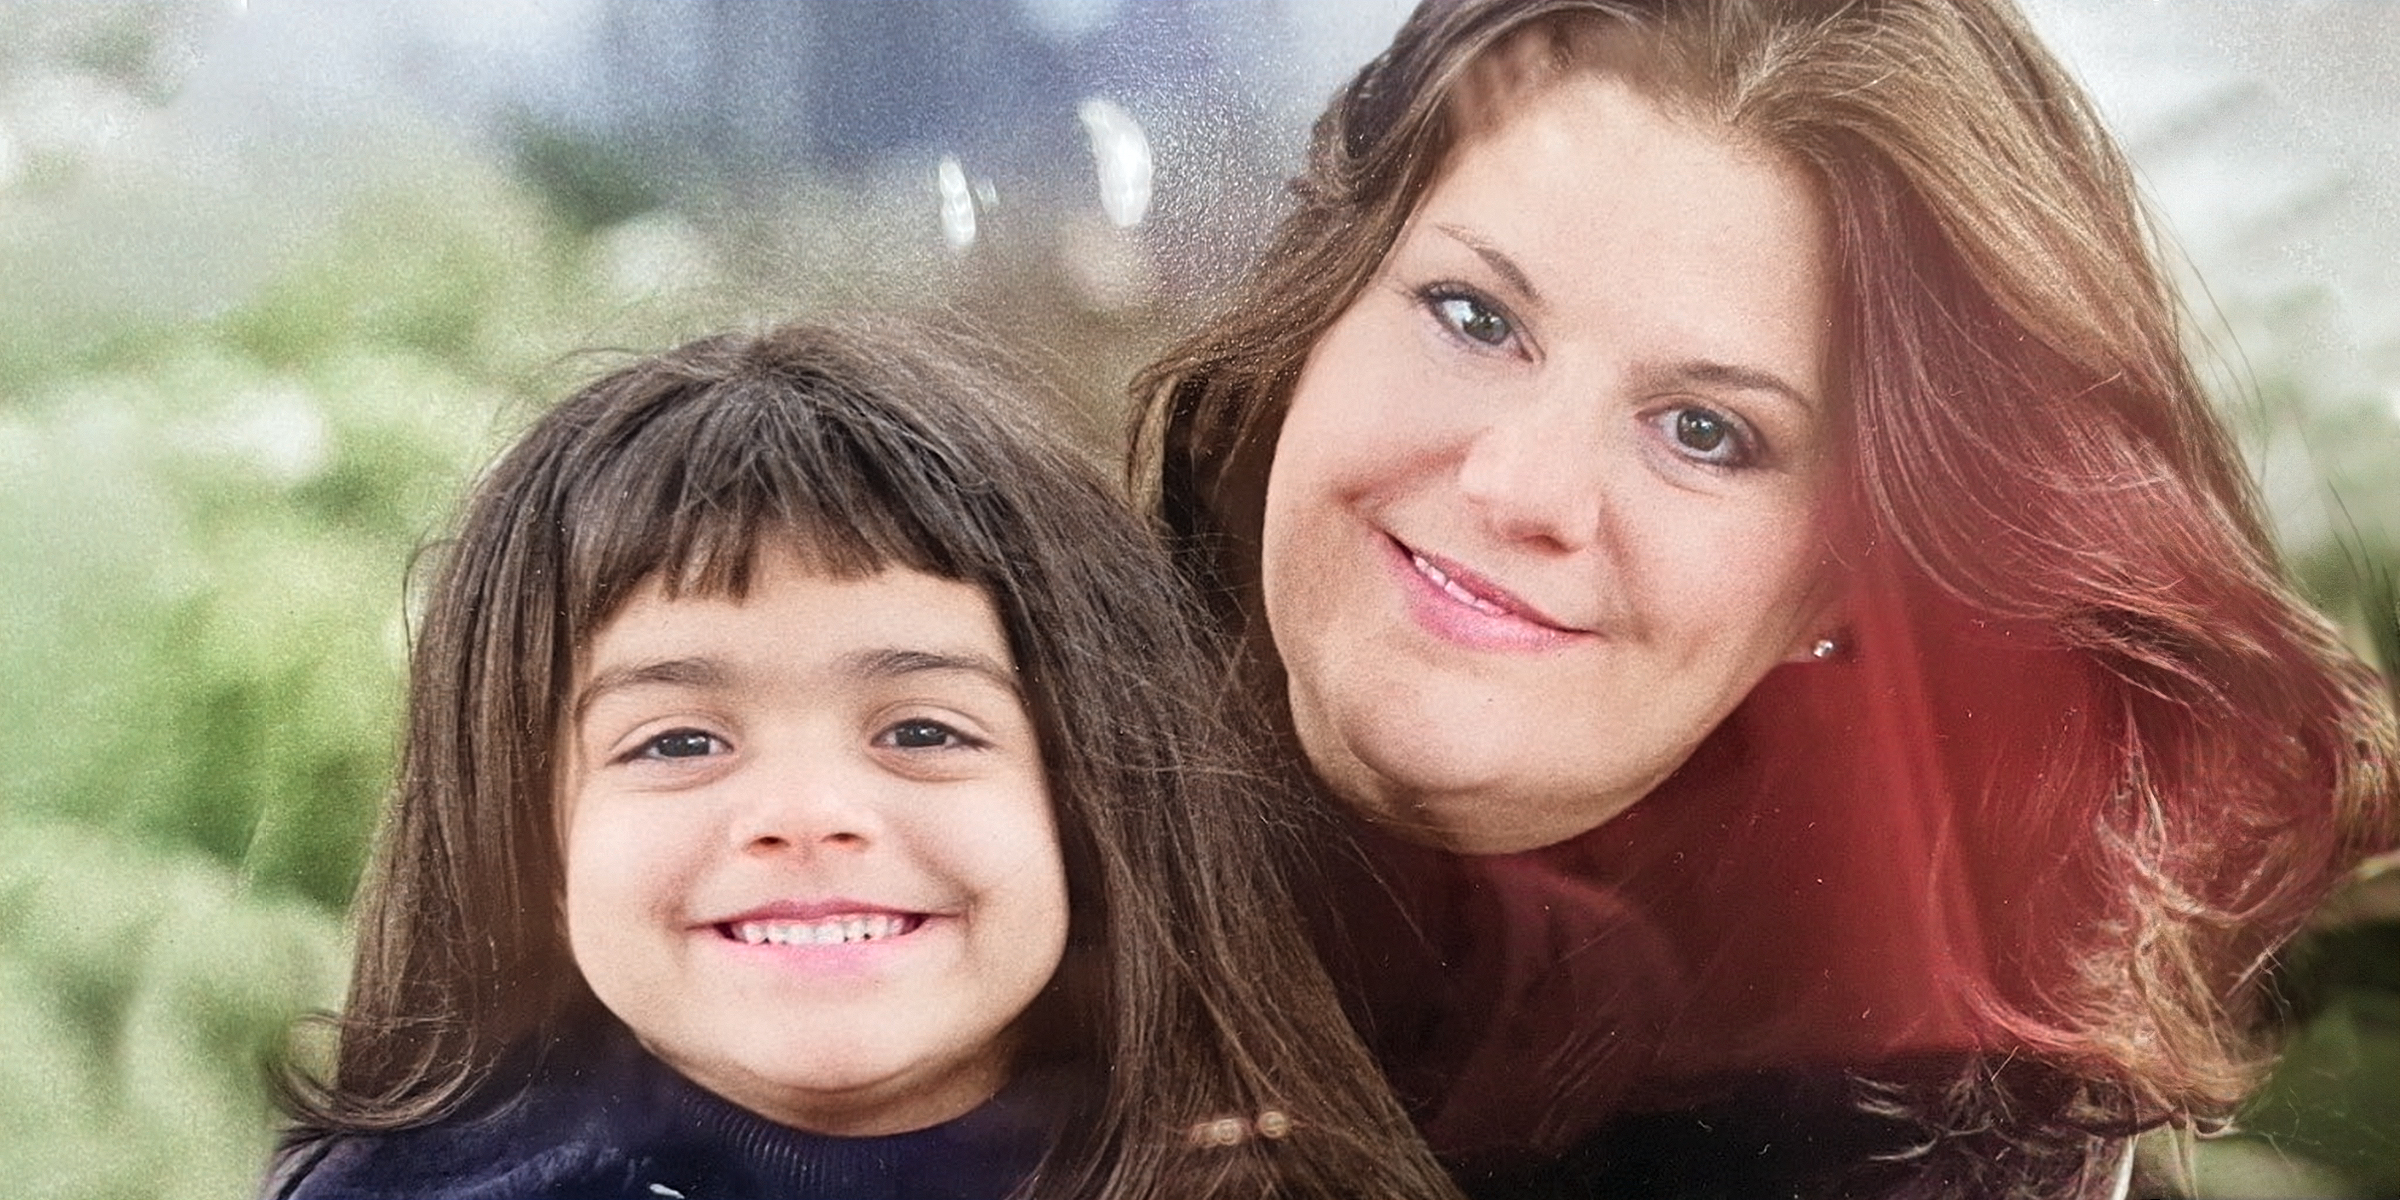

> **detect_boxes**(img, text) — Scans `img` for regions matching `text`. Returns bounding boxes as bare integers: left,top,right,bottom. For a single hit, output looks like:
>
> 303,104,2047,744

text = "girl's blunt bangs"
549,350,991,650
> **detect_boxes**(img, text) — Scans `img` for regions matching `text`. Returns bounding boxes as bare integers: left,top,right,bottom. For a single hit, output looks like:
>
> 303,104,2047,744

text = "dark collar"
274,1021,1065,1200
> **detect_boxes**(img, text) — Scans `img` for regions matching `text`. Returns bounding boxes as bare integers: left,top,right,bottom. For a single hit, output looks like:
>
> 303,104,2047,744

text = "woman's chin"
1283,656,1663,851
1311,734,1635,855
1346,791,1612,855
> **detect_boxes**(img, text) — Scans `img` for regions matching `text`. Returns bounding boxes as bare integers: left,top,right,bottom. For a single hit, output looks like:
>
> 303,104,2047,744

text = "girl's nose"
733,764,882,856
1455,388,1609,553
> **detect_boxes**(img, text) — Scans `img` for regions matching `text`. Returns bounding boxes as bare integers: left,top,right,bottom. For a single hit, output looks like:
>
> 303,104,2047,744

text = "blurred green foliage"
0,110,641,1193
4,159,575,911
0,824,343,1198
2245,924,2400,1195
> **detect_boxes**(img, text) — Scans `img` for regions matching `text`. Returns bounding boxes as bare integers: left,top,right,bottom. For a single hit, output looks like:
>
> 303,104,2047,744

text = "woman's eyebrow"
1652,360,1820,415
1432,222,1545,308
840,647,1022,697
573,657,731,723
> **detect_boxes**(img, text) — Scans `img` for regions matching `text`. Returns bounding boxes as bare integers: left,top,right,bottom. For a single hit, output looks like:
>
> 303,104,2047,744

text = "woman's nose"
1455,389,1608,552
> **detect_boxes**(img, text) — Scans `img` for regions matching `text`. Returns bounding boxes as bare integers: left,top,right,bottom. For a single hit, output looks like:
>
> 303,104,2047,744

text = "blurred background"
0,1,2392,1196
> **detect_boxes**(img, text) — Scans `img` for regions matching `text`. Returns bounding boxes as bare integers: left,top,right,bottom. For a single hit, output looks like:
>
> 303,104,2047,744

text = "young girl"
268,322,1461,1200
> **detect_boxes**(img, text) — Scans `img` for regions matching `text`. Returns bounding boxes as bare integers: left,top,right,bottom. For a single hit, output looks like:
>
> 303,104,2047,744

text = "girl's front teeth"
731,913,916,946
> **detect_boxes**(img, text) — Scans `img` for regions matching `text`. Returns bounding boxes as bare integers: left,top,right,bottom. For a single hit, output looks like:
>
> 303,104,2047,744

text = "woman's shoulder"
1454,1061,2132,1200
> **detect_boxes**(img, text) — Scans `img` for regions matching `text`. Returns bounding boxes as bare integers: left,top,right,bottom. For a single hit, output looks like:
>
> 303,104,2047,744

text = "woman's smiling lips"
1384,535,1592,652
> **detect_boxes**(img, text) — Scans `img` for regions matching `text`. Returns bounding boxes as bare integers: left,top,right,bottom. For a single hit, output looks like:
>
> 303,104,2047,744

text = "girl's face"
558,542,1069,1135
1260,72,1842,854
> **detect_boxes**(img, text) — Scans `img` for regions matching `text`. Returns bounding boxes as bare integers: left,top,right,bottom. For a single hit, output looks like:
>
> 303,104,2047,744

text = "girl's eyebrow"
840,647,1022,698
573,657,731,724
572,646,1022,725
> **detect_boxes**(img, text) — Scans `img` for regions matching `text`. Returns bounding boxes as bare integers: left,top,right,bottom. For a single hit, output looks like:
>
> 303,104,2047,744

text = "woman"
1131,1,2399,1197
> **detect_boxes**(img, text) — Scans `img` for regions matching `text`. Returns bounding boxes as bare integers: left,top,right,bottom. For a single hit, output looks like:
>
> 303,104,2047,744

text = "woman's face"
1259,72,1842,854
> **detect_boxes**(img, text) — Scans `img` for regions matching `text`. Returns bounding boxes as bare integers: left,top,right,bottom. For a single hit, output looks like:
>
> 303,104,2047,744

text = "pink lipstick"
1386,536,1588,652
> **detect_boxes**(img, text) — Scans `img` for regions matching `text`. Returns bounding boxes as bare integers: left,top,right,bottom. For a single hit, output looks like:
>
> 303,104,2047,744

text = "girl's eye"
878,719,979,751
1656,405,1759,468
637,729,725,761
1424,288,1515,349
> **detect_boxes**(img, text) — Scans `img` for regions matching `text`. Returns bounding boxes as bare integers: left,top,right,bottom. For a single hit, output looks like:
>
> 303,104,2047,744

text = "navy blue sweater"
268,1024,1062,1200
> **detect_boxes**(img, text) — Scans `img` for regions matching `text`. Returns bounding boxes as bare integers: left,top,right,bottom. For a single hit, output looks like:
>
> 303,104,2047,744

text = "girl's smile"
558,544,1069,1137
696,897,959,985
710,899,929,947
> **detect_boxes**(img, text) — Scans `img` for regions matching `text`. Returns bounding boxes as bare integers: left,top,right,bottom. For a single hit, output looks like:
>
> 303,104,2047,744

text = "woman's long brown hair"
284,321,1462,1199
1131,0,2398,1194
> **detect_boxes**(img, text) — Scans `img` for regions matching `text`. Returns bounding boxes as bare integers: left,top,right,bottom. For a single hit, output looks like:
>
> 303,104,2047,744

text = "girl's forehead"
579,549,1012,682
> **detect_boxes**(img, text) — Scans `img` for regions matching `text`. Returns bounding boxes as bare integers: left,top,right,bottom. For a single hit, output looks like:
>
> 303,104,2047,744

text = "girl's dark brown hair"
1131,0,2398,1194
286,321,1460,1199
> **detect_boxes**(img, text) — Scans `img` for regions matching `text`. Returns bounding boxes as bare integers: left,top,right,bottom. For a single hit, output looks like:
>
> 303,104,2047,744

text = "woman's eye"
879,719,977,751
1426,289,1514,348
1657,405,1758,468
638,729,725,760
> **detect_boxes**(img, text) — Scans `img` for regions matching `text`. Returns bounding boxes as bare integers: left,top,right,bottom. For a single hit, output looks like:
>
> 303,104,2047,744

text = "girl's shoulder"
266,1119,652,1200
267,1021,1073,1200
266,1029,676,1200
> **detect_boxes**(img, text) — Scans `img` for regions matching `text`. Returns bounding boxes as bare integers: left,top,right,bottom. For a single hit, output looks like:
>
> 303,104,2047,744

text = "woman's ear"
1785,630,1848,664
1782,567,1852,663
